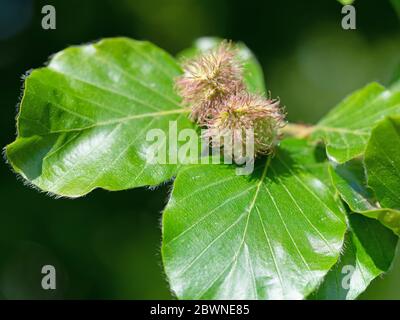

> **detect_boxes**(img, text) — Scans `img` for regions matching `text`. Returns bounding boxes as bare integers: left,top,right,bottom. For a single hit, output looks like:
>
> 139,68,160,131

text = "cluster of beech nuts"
175,41,286,158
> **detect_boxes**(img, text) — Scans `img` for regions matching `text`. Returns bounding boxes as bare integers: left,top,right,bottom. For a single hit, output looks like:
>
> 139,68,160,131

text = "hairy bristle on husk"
203,91,286,157
175,41,244,124
175,40,287,160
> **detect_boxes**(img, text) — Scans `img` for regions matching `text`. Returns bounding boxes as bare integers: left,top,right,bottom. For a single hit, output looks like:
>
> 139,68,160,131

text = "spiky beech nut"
203,91,286,158
175,41,245,124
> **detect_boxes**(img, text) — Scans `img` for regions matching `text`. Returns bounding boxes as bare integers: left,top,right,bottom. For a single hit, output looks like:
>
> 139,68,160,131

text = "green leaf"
162,139,347,299
177,37,266,94
5,37,266,198
364,116,400,232
365,116,400,209
313,83,400,163
329,159,400,235
329,159,376,212
311,214,398,300
5,38,194,197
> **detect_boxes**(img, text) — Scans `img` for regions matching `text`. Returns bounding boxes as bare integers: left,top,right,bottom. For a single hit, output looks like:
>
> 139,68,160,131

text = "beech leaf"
162,139,347,299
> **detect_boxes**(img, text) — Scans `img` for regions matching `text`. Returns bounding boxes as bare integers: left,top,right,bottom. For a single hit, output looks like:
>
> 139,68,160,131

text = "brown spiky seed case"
175,41,244,124
203,92,285,156
175,41,286,158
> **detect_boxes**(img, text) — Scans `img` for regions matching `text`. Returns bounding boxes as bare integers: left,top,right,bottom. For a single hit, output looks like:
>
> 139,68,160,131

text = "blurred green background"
0,0,399,299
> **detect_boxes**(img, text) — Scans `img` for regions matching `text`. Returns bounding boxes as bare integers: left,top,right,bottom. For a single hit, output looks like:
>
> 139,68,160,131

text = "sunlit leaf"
162,139,347,299
5,38,196,197
4,35,400,300
5,37,267,198
313,83,400,163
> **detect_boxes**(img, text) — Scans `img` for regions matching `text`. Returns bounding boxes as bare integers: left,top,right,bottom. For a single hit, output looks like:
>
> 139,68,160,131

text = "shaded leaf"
313,83,400,163
162,139,347,299
311,214,398,300
365,116,400,209
364,116,400,232
329,159,400,235
5,38,194,197
330,159,375,212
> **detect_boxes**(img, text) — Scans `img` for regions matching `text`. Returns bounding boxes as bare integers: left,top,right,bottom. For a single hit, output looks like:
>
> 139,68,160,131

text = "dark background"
0,0,399,299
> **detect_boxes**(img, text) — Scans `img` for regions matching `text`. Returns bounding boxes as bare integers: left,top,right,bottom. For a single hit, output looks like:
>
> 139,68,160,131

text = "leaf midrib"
195,157,272,299
20,108,190,136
